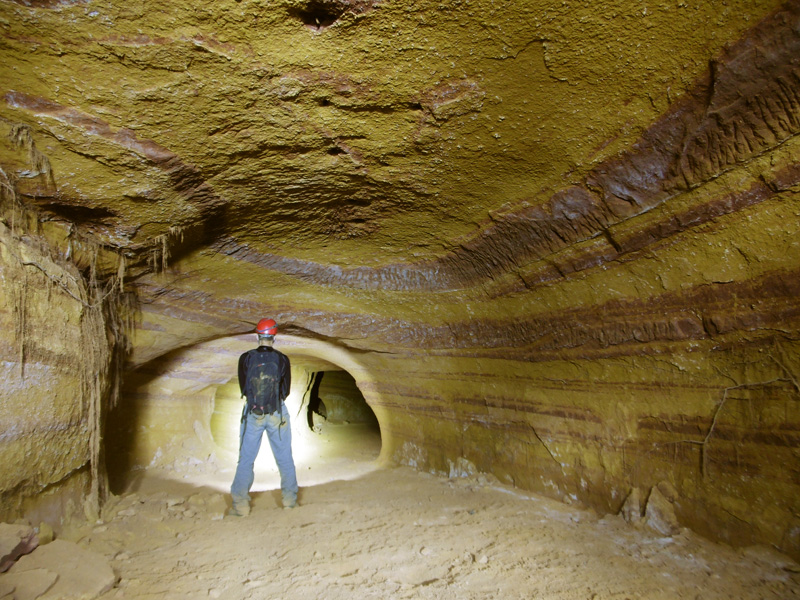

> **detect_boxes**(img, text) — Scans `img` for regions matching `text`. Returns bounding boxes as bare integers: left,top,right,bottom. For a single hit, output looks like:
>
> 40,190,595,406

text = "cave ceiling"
1,0,797,361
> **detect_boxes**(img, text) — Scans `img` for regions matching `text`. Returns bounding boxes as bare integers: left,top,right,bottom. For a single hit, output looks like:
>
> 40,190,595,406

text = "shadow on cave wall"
105,367,149,495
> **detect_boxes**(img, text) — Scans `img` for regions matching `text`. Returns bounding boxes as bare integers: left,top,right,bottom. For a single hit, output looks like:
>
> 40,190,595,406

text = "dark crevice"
36,202,117,223
306,371,326,430
288,1,348,30
312,101,425,115
288,0,379,30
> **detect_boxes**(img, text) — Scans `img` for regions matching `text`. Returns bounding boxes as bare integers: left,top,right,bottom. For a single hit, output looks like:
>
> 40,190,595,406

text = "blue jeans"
230,403,298,509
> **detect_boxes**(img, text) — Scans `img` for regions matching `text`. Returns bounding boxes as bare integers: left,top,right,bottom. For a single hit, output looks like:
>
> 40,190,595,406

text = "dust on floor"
4,422,799,599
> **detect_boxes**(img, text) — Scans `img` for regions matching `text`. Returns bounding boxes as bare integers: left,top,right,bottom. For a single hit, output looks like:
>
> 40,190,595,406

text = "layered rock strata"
0,216,125,527
0,0,798,562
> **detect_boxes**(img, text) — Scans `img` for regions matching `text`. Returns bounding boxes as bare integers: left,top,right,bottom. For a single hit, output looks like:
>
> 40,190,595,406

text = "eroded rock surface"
0,524,37,573
4,539,116,600
33,465,800,600
0,0,798,563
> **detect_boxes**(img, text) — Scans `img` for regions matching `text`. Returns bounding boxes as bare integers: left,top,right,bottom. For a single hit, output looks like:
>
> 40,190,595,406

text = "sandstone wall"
372,339,799,556
0,221,111,529
105,338,239,491
2,0,797,565
368,130,800,557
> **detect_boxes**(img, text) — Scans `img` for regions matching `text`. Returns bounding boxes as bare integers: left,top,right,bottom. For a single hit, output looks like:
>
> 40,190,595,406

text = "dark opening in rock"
288,1,349,30
306,370,378,431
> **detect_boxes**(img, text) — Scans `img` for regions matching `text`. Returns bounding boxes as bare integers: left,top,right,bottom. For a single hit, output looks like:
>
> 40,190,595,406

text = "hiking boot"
227,504,250,517
282,490,297,509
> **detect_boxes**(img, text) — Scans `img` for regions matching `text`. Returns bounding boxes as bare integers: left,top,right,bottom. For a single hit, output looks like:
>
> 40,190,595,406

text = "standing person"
229,318,298,516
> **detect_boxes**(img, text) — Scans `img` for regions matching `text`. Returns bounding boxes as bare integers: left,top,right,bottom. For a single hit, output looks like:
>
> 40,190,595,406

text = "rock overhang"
2,0,800,560
3,0,786,271
0,0,797,362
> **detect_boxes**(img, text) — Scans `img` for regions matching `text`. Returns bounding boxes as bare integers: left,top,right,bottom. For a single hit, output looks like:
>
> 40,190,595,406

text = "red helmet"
255,318,277,336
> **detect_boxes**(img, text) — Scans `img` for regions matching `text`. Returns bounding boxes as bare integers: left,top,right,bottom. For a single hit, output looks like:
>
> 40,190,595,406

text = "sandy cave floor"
53,422,800,599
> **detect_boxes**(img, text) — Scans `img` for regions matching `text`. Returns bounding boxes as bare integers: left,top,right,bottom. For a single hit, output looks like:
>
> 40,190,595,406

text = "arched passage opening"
304,370,380,431
107,335,386,496
209,359,381,487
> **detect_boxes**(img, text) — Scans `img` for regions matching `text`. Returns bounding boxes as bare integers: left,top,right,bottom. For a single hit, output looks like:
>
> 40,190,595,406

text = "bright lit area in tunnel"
109,334,384,500
206,353,383,497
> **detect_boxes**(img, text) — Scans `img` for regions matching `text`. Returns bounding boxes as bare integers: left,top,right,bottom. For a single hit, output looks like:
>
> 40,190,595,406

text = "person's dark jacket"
238,346,291,402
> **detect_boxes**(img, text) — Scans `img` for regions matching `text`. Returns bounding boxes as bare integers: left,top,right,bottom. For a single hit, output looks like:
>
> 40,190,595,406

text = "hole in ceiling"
288,1,349,30
288,0,379,31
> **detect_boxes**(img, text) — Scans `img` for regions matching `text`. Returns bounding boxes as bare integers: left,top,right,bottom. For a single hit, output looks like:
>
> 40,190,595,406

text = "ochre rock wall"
366,119,800,555
1,0,798,563
372,342,799,556
0,220,113,529
105,336,243,488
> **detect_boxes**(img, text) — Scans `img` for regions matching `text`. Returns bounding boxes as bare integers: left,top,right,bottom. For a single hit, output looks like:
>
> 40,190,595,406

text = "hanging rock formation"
0,0,798,560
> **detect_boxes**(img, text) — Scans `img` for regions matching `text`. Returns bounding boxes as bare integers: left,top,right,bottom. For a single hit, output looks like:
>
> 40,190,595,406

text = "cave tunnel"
104,335,384,497
1,0,799,597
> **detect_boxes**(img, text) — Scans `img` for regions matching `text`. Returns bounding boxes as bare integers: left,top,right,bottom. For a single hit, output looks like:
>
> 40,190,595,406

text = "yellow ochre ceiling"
1,0,797,358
